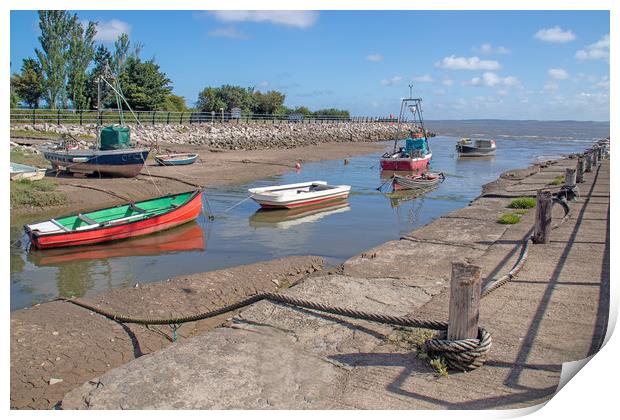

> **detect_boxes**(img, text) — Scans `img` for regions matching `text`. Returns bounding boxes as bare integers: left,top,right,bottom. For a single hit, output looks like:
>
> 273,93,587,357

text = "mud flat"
55,155,609,410
10,256,323,409
10,140,385,218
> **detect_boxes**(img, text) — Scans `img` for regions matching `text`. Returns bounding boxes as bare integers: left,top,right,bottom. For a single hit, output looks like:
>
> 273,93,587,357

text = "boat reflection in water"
27,221,205,266
249,200,351,229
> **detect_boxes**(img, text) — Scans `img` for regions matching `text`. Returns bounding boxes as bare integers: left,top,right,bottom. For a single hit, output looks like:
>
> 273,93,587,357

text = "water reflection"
27,222,205,266
249,200,350,229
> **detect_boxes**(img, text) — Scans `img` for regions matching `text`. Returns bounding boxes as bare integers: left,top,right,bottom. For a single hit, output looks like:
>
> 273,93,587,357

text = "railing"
10,108,400,126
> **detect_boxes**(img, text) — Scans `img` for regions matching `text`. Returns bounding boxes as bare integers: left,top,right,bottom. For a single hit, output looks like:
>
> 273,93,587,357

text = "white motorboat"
248,181,351,209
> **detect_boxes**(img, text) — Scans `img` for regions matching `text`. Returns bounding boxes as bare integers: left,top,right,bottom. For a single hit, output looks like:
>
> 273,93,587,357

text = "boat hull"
254,192,350,209
392,173,443,190
26,191,203,249
380,154,432,171
43,148,149,178
456,144,496,157
249,181,351,209
155,154,198,166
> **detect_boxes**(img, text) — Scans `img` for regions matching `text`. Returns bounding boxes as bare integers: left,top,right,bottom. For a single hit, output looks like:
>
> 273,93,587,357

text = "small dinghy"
456,138,496,157
392,172,444,191
248,181,351,209
155,153,199,166
10,162,46,181
24,189,203,249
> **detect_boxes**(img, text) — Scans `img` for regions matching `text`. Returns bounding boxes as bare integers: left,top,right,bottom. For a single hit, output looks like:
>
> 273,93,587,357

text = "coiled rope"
58,189,573,372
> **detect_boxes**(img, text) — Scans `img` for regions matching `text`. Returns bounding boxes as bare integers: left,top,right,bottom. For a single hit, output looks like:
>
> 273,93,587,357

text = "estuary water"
10,120,609,310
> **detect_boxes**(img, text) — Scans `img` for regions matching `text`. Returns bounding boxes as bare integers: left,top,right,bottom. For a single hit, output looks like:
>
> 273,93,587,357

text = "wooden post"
565,168,576,187
576,157,585,183
585,152,593,172
448,261,482,340
592,147,599,167
533,190,553,244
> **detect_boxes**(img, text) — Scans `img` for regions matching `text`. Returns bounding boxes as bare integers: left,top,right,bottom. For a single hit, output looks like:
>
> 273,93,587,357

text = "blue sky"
10,10,610,120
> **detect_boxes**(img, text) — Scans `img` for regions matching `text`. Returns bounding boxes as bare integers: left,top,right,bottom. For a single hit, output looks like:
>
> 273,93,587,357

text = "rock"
49,378,63,385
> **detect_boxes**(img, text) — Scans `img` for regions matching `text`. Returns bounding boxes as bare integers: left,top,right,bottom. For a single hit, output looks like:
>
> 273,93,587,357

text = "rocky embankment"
11,122,415,150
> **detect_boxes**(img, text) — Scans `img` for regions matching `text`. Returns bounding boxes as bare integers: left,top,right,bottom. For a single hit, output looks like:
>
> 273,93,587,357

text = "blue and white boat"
154,153,199,166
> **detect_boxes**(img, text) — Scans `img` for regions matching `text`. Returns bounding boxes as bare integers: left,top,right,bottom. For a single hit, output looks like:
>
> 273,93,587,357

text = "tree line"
10,11,349,118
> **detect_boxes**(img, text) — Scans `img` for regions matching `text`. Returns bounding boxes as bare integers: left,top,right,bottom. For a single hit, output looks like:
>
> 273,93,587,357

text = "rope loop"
424,327,492,372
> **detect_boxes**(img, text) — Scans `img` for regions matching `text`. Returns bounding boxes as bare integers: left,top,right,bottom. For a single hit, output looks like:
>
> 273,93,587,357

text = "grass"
10,129,95,141
514,209,529,215
549,175,565,186
10,148,49,168
498,213,522,224
10,179,67,208
508,197,536,209
387,327,450,376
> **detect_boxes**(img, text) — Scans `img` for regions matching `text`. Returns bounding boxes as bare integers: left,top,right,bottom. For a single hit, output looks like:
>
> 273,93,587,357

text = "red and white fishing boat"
24,189,203,249
380,88,432,171
248,181,351,209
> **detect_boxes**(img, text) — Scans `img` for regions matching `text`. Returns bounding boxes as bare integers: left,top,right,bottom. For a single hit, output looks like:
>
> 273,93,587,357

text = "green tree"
112,33,130,76
86,45,114,109
35,10,74,109
196,87,227,112
313,108,350,118
12,58,45,109
118,56,172,111
10,77,21,108
292,106,312,116
162,94,188,112
66,17,97,110
253,90,286,114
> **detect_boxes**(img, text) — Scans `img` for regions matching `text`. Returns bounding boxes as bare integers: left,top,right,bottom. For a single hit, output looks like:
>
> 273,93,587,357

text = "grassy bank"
10,148,50,168
10,179,67,209
10,129,95,142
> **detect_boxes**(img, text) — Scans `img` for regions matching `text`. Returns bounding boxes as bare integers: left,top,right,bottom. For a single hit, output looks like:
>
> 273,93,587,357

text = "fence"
10,108,400,126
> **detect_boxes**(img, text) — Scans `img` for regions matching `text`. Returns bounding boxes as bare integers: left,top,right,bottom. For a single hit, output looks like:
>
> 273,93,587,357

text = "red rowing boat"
25,190,203,249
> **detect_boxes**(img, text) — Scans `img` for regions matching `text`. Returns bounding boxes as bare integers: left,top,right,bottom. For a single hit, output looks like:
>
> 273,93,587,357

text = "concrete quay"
60,155,610,410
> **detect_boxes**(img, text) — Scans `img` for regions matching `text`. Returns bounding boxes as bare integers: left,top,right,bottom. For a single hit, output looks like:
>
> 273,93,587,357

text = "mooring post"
565,167,576,188
448,261,482,340
585,151,593,173
592,147,599,167
533,190,553,244
576,156,585,183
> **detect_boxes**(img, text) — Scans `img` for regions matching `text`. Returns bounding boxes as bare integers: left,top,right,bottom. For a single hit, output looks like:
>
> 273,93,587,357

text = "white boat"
10,162,46,181
248,181,351,209
456,138,496,157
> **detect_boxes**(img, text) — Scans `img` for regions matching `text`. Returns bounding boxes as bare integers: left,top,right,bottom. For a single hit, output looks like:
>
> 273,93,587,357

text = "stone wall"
11,122,415,150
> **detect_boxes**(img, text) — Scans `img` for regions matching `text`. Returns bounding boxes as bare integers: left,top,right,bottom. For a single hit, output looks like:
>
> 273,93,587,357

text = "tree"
196,87,227,113
10,77,21,108
12,58,45,108
253,90,285,114
86,45,114,109
162,94,188,112
292,106,311,116
35,10,74,109
66,17,97,110
118,56,172,111
313,108,350,118
112,33,130,76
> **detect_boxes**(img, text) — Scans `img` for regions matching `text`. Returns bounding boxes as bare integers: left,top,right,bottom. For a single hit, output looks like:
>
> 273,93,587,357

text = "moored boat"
10,162,46,181
380,88,432,171
392,172,444,191
155,153,199,166
248,181,351,209
42,147,149,178
456,138,496,157
24,189,203,249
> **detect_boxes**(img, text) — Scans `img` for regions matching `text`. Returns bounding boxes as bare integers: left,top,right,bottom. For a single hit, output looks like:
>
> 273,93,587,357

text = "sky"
9,10,610,121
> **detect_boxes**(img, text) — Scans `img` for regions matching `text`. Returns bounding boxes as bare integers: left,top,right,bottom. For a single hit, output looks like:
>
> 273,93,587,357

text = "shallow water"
10,124,608,310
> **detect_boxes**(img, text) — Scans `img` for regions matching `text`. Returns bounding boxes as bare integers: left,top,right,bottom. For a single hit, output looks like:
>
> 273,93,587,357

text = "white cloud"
433,89,446,96
473,43,511,55
575,34,609,60
534,26,576,43
595,75,610,89
366,54,384,62
442,79,454,86
211,11,318,28
412,74,434,83
548,68,569,80
435,55,501,71
544,82,559,92
380,75,403,86
468,72,519,87
93,19,131,42
208,26,249,39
